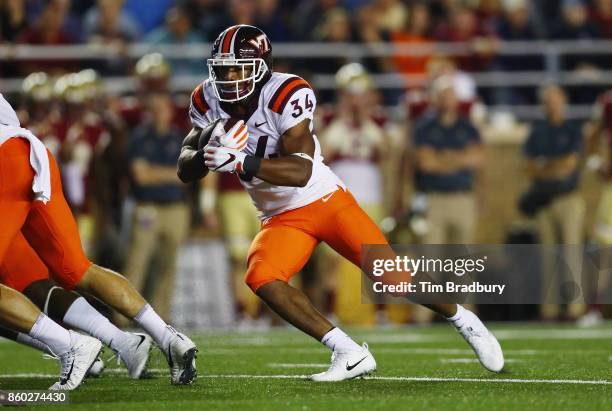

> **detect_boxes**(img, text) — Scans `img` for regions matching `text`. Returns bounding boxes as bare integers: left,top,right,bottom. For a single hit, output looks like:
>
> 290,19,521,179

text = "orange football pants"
245,188,389,292
0,232,49,292
0,138,91,290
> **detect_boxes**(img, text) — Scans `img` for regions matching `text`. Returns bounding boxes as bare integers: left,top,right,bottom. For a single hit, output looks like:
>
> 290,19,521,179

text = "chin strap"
291,153,314,163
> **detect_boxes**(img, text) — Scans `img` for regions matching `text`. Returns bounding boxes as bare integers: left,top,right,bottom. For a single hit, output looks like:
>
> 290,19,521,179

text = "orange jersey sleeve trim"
268,77,311,114
191,84,209,115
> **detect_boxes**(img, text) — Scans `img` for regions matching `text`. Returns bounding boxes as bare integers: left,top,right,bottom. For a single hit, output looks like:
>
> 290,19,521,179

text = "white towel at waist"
0,126,51,204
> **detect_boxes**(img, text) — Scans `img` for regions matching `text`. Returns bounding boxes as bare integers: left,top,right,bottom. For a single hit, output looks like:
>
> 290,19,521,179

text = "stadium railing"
1,40,611,120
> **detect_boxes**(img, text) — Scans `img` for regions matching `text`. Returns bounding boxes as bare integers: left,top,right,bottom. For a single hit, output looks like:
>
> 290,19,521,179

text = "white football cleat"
86,355,105,378
452,309,504,372
49,331,103,391
119,333,153,379
310,343,376,382
163,330,198,385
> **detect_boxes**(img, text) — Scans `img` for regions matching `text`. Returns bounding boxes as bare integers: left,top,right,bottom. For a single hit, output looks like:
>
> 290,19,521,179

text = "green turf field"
0,323,610,411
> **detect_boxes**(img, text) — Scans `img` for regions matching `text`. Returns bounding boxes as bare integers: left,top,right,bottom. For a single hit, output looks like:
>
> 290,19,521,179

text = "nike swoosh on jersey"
255,121,267,127
321,192,336,202
214,153,236,171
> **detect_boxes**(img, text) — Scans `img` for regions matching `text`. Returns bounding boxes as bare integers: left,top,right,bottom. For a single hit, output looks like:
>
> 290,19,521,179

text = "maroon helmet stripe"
191,84,209,114
222,26,239,54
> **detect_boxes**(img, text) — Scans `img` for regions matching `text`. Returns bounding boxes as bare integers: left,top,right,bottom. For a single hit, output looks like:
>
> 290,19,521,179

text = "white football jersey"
189,72,345,218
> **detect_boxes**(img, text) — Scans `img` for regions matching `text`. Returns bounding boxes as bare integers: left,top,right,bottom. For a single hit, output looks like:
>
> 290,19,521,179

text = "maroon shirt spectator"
590,0,612,39
434,6,498,72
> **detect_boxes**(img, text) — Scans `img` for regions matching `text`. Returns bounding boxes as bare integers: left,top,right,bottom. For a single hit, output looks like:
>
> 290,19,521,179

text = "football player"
0,232,153,379
0,93,197,389
178,25,504,381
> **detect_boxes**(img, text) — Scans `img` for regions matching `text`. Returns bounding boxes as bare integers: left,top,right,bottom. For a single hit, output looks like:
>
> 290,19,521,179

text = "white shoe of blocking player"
86,355,105,378
162,329,198,385
452,309,504,372
310,343,376,382
119,333,153,379
49,331,103,391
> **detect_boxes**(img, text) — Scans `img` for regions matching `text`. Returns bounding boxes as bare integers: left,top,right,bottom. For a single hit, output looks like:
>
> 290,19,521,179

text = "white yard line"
267,363,328,368
205,374,612,385
440,358,522,364
0,372,608,385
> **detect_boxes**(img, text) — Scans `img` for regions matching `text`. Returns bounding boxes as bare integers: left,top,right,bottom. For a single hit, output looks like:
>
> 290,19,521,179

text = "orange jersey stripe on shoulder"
191,84,209,114
269,78,311,114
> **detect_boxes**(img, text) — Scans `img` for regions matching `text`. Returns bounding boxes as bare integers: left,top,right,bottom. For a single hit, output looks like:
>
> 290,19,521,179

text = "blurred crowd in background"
1,0,612,328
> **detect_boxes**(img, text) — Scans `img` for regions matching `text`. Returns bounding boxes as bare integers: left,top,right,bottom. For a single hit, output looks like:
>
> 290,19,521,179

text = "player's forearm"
254,156,313,187
177,147,208,183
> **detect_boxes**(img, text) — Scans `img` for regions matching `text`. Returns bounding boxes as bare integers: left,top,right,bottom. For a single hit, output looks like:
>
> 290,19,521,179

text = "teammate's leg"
0,325,53,354
20,149,197,384
0,284,102,390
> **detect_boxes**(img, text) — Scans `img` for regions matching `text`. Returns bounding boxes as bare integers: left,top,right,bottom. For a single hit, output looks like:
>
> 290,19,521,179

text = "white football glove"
204,144,247,173
213,119,249,151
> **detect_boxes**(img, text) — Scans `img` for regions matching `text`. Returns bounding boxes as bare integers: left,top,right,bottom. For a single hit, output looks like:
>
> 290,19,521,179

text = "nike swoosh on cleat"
214,153,236,171
135,335,146,350
167,342,174,367
346,356,368,371
61,359,75,385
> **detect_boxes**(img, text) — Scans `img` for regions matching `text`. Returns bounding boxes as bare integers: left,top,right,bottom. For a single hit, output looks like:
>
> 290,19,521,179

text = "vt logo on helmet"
208,25,273,103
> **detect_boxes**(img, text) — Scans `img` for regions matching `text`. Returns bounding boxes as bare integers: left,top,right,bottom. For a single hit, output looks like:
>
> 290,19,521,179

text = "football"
212,117,249,151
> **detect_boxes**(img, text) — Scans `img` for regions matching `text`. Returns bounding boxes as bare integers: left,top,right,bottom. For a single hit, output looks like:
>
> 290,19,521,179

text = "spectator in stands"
475,0,503,29
358,0,408,34
84,0,141,75
123,92,190,322
551,0,599,41
391,1,433,83
256,0,292,42
226,0,257,26
1,0,28,43
292,0,339,41
552,0,603,102
590,0,612,39
84,0,141,43
310,8,353,75
413,75,484,246
521,84,585,321
145,4,204,75
434,5,498,72
16,0,78,74
493,0,542,104
189,0,226,40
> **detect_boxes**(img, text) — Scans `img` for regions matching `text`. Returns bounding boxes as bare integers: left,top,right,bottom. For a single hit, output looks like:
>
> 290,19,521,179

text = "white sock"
321,327,361,352
29,313,71,356
63,297,135,352
16,332,53,355
446,304,466,326
133,304,175,348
